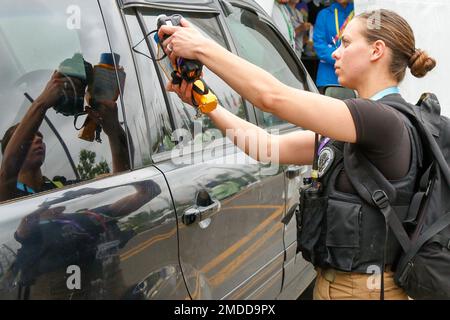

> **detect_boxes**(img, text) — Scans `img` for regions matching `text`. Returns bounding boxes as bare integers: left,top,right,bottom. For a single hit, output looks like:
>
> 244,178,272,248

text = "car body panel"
0,167,187,299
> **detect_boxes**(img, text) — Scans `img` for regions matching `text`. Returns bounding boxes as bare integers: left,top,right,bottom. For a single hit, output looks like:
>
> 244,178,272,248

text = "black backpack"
344,93,450,300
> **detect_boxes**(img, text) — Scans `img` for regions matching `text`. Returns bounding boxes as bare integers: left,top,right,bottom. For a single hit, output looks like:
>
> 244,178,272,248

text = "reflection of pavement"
0,244,17,299
117,203,285,299
118,223,178,289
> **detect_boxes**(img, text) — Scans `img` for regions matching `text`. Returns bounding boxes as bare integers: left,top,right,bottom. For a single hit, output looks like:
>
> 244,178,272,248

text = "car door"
0,0,187,299
124,1,287,299
221,0,317,298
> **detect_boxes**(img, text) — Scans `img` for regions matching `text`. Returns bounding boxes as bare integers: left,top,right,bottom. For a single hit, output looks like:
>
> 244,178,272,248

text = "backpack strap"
344,143,412,300
397,211,450,285
382,100,450,187
343,143,411,252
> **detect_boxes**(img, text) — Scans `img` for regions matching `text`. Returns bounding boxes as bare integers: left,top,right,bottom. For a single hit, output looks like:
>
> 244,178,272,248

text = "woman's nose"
332,47,341,60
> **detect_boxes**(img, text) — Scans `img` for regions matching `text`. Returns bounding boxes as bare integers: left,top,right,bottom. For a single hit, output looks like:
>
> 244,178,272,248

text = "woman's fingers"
180,18,190,27
180,79,187,94
166,79,195,106
185,82,193,102
158,25,180,41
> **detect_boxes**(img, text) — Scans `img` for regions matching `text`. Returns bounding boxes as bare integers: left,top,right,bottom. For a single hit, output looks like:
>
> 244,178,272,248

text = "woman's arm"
167,82,315,165
160,20,356,143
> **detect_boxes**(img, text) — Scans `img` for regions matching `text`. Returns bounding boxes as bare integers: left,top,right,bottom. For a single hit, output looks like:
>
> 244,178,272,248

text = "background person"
286,0,313,58
313,0,354,93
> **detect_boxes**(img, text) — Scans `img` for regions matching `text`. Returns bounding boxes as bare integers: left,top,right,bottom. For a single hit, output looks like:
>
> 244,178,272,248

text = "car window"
99,7,154,168
125,12,177,155
138,11,247,155
224,6,308,128
0,1,131,203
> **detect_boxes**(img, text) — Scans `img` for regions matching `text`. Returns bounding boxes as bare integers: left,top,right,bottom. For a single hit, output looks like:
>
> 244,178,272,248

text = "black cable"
131,29,167,62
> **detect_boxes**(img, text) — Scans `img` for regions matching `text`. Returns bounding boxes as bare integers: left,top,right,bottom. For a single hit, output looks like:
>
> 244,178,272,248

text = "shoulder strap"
343,143,411,252
382,100,450,187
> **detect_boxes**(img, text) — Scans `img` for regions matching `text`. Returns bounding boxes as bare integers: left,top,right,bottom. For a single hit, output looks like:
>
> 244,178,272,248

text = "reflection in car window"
225,6,307,128
139,11,247,153
125,13,177,156
99,7,153,169
0,1,131,203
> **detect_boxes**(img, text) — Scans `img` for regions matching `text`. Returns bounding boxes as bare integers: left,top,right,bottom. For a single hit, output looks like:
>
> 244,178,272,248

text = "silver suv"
0,0,316,299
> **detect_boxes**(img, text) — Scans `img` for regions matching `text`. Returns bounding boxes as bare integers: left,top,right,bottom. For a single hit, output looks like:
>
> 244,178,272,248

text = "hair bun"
408,49,436,78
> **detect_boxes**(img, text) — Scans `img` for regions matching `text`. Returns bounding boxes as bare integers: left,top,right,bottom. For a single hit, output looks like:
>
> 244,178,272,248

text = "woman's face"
332,18,372,89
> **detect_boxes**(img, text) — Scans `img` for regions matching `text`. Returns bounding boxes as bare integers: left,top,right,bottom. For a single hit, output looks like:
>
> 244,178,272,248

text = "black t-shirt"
337,93,412,193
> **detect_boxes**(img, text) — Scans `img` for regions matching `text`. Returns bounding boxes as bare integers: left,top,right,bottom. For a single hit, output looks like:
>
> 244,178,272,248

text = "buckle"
372,190,389,209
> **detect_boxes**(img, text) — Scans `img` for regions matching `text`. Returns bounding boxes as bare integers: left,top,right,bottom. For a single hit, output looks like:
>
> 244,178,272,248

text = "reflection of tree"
220,93,246,120
206,169,259,201
77,149,110,180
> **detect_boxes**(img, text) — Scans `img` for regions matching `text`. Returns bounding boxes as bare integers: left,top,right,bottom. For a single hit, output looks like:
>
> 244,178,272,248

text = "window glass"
100,7,153,168
125,13,176,155
0,1,131,203
225,7,308,128
138,11,246,154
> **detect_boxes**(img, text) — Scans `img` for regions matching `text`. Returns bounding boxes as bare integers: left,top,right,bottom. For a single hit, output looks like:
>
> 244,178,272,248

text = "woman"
159,9,436,299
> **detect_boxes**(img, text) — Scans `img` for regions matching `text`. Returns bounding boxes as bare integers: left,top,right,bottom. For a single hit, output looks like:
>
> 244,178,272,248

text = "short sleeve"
344,98,407,152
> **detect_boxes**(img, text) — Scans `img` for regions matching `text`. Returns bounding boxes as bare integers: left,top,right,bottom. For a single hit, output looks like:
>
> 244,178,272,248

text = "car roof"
120,0,218,11
119,0,269,18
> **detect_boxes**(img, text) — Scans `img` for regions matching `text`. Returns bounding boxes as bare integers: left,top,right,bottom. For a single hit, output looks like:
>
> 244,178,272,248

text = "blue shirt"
313,2,354,87
370,87,400,101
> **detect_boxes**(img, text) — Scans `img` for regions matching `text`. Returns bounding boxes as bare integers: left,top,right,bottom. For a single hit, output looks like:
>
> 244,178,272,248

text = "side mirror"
324,86,357,100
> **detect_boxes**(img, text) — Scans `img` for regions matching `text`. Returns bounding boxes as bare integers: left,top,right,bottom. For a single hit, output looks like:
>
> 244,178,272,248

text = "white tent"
355,0,450,116
256,0,449,116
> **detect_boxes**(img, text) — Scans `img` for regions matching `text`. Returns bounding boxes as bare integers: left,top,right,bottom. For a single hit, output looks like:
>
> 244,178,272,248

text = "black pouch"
296,184,328,264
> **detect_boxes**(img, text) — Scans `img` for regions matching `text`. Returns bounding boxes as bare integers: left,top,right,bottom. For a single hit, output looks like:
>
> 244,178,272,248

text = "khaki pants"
313,267,409,300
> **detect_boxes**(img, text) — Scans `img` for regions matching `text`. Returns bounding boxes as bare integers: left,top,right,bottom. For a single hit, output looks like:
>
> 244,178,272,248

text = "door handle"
182,199,221,226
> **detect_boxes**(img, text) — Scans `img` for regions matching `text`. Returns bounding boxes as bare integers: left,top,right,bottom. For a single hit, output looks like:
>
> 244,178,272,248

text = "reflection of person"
10,179,161,299
0,72,81,202
159,9,436,299
0,68,129,202
313,0,354,92
85,100,130,174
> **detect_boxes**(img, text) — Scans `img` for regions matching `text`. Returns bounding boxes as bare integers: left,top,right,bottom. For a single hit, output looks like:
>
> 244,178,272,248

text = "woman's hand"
166,79,194,106
158,18,210,63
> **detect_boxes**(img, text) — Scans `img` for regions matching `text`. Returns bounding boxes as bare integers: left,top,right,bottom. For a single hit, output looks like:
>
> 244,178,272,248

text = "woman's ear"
371,39,386,62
